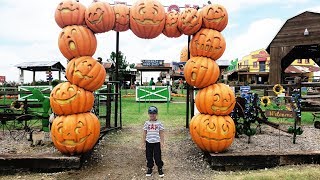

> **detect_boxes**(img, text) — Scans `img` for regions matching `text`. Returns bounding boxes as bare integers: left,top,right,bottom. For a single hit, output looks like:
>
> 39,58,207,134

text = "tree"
109,51,131,83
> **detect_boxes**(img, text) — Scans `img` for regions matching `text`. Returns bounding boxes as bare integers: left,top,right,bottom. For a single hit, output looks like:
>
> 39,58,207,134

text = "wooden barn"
267,11,320,84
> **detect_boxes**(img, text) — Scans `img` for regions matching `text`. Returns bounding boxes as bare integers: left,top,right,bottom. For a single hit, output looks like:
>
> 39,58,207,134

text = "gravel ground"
0,125,319,179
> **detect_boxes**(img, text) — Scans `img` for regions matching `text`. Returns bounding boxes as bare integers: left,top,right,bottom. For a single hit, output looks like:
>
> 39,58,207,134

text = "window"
253,62,258,68
305,59,310,64
297,59,302,63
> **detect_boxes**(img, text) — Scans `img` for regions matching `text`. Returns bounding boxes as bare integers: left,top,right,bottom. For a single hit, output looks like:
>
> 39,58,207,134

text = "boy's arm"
142,130,147,148
159,130,164,148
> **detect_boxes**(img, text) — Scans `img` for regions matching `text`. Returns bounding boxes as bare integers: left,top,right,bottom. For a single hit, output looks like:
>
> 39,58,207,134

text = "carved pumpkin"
130,0,165,39
178,8,202,35
180,45,193,62
50,82,94,115
190,28,226,60
195,83,236,115
113,4,130,32
202,4,228,32
55,0,86,28
184,57,220,88
66,56,106,92
163,10,182,38
51,112,100,155
85,1,115,33
189,114,235,153
58,25,97,60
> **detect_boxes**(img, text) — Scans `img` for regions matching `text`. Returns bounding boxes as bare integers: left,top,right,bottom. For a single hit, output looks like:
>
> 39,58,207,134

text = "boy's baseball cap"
148,106,158,114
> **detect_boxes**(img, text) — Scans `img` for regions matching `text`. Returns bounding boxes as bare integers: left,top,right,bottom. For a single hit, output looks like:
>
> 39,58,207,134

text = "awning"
257,57,267,62
285,65,320,73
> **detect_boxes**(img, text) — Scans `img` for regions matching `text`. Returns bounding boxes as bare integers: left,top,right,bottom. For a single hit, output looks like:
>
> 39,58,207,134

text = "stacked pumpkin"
184,4,236,153
51,0,108,155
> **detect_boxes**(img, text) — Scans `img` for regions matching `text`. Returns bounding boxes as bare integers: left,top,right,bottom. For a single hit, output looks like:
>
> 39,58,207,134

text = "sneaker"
158,168,164,178
146,168,152,177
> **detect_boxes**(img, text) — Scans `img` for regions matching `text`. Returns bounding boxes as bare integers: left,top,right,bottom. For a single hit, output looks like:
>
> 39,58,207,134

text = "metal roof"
216,59,230,67
15,61,65,71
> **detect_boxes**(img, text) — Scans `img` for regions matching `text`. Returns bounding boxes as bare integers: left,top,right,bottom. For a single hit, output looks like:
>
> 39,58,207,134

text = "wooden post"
58,70,61,82
269,46,294,84
19,69,24,84
114,31,120,128
106,84,111,128
32,71,36,85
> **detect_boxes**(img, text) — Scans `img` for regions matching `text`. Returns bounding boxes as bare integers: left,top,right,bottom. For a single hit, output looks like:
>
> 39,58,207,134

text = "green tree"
109,51,131,83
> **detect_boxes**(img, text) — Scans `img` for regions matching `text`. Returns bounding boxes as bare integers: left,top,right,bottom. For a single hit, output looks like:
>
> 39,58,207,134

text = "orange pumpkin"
190,28,226,61
66,56,106,92
113,4,130,32
55,0,86,28
190,114,235,153
195,83,236,115
184,57,220,88
51,112,100,155
58,25,97,60
85,1,115,33
178,8,202,35
130,0,165,39
50,82,94,116
180,45,193,62
163,10,182,38
202,4,228,32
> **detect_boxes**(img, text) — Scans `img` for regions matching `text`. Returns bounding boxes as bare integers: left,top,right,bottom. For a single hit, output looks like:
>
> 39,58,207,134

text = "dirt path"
55,126,214,180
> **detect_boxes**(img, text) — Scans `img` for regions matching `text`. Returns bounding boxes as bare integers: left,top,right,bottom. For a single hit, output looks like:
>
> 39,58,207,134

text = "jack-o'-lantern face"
202,4,228,31
130,0,165,39
190,28,226,60
163,10,182,38
178,8,202,35
51,113,100,155
113,4,130,32
85,1,115,33
51,82,80,105
180,46,188,62
55,0,86,28
66,56,106,92
184,57,220,88
50,82,94,116
195,83,236,115
57,0,82,13
189,114,235,153
58,25,97,60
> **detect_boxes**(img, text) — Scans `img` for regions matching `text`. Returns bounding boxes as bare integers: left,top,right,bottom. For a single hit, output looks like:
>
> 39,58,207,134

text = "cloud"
221,18,284,60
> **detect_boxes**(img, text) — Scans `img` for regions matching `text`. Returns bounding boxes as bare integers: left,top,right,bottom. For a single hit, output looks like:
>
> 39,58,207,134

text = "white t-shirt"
143,120,164,143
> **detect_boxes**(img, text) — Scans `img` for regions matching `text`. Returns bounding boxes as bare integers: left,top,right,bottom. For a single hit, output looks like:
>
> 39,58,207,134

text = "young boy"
142,106,164,177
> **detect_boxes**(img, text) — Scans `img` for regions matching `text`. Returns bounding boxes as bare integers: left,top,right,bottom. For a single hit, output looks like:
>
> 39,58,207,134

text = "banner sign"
265,110,294,118
141,60,164,67
114,1,126,5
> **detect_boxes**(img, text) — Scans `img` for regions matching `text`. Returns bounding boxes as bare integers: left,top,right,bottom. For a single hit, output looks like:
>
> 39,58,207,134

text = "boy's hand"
161,142,165,149
141,143,145,149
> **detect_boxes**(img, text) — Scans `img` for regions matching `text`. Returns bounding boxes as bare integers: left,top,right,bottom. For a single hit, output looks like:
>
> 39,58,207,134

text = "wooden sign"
265,110,294,118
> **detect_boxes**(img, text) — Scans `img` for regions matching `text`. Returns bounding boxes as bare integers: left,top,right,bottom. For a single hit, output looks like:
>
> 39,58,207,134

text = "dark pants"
146,141,163,168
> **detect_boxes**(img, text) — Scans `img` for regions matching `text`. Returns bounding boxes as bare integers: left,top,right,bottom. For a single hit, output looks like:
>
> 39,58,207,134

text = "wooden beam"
269,46,294,84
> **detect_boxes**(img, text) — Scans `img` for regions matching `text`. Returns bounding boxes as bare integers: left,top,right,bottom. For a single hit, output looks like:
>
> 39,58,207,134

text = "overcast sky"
0,0,320,83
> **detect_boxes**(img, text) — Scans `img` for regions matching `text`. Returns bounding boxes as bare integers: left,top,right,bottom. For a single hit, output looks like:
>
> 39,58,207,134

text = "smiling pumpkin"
66,56,106,92
51,112,100,155
163,10,182,38
190,28,226,61
130,0,165,39
189,114,235,153
202,4,228,31
195,83,236,116
113,4,130,32
55,0,86,28
50,82,94,116
85,1,115,33
177,8,202,35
